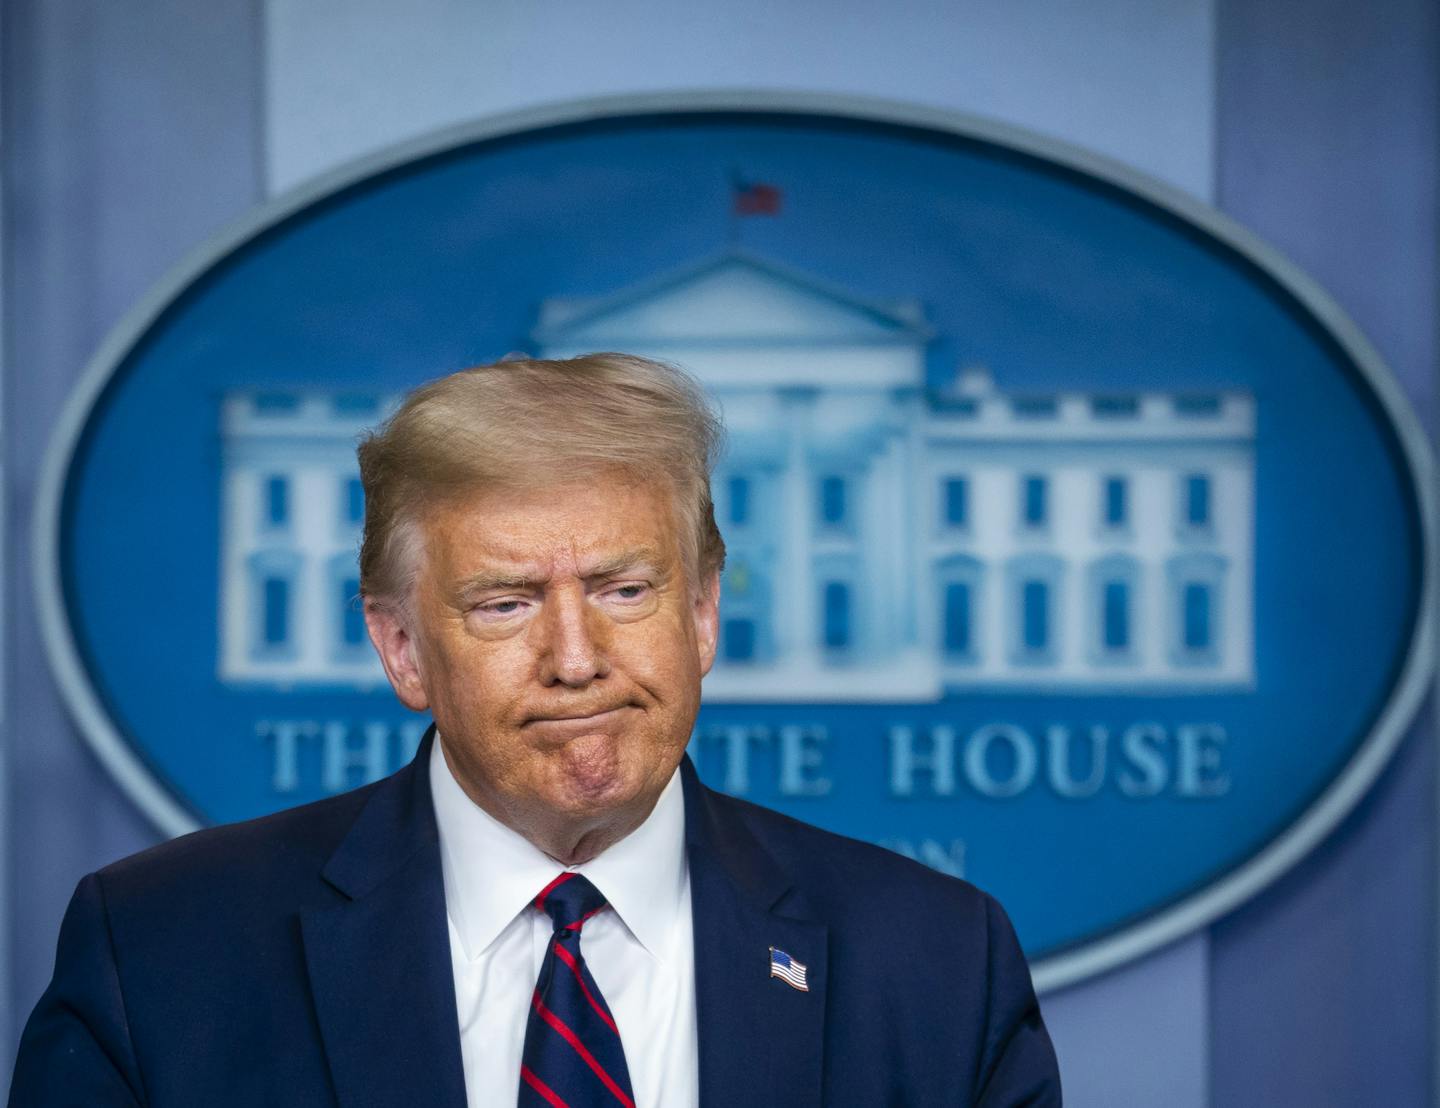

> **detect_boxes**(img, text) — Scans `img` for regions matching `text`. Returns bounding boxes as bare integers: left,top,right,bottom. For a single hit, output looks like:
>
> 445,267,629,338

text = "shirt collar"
428,731,688,963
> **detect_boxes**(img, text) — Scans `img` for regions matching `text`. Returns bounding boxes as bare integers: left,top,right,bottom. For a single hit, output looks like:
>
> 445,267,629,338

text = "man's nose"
535,588,610,687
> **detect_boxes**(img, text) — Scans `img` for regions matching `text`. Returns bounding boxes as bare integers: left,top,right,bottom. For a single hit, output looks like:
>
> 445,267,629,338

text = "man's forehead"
422,482,680,581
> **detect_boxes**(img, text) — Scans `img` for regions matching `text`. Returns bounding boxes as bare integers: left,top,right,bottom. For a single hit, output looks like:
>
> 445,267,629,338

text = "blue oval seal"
36,93,1434,990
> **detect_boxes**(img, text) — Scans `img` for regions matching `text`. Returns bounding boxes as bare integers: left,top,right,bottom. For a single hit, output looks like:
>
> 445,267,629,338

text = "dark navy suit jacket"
11,729,1060,1106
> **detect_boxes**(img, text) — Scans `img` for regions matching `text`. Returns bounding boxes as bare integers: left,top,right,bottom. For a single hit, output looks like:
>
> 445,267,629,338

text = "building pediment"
532,249,931,347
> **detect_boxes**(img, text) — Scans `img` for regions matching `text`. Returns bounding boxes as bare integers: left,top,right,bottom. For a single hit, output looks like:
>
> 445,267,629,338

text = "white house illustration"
217,392,397,687
218,249,1255,698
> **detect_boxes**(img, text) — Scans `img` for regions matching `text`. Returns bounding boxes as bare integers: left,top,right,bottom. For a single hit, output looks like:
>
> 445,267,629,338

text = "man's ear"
365,598,431,711
693,568,721,677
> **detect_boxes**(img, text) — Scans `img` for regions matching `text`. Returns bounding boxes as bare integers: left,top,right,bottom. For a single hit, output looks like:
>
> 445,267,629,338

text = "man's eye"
608,583,649,601
477,598,526,618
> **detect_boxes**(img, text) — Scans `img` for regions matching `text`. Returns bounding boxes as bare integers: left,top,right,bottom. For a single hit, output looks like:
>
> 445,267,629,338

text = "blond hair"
357,353,726,607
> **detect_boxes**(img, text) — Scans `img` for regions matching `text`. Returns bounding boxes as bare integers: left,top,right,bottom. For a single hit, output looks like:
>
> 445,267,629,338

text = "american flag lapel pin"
769,947,809,992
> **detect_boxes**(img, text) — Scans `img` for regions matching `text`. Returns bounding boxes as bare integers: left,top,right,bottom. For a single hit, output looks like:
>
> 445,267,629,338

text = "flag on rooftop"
733,177,783,216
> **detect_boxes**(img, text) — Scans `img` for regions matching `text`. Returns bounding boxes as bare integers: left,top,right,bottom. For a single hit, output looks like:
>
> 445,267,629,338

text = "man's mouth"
525,705,633,727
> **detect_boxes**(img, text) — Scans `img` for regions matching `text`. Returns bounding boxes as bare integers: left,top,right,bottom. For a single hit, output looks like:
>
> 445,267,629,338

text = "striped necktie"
518,872,636,1108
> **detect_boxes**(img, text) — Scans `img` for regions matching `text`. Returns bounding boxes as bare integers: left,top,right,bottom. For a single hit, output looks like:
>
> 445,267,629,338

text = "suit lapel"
682,759,828,1108
301,726,468,1108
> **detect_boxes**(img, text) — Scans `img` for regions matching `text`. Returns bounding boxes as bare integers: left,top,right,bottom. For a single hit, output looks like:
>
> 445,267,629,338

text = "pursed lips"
523,705,634,727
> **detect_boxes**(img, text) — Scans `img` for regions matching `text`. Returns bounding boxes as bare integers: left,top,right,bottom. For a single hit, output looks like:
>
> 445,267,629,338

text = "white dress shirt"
429,734,700,1108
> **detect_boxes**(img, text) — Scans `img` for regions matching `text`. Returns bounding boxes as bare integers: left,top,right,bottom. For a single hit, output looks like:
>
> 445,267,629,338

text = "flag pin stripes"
769,947,809,992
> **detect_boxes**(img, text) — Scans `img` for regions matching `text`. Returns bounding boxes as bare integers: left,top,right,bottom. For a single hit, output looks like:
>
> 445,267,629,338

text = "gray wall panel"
1212,726,1436,1104
1212,0,1439,1102
1042,934,1209,1105
1,0,266,1078
265,0,1217,198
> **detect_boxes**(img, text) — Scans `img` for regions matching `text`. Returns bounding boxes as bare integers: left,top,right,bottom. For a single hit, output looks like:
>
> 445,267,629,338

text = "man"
11,353,1061,1106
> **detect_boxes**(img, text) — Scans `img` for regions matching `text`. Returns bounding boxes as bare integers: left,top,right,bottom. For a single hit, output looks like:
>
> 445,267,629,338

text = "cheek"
425,635,529,715
622,619,704,710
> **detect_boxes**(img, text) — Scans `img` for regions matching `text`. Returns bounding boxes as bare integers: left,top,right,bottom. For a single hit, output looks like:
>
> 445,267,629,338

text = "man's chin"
545,738,641,811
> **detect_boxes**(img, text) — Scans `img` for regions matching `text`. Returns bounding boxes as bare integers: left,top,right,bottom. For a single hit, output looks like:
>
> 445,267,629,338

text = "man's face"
366,474,719,852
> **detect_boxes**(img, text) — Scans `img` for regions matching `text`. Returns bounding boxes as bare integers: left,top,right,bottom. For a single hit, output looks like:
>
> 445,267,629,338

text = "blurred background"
3,1,1437,1104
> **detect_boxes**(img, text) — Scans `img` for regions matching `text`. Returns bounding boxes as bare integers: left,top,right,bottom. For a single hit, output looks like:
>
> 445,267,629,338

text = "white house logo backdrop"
39,99,1432,989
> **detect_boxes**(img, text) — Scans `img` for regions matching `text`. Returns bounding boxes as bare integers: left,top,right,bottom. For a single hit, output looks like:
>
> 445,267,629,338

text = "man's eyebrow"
581,546,666,580
454,569,542,597
452,547,666,598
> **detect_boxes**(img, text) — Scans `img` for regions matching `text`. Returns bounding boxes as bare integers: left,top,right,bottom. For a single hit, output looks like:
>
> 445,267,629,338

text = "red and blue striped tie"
519,873,636,1108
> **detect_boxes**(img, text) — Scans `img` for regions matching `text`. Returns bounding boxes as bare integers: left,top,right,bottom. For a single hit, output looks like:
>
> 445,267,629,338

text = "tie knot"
533,872,608,934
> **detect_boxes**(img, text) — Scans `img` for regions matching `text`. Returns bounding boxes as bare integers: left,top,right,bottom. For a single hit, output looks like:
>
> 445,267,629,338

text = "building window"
1021,475,1048,529
724,618,756,662
263,577,290,646
327,555,370,660
1006,554,1062,664
345,477,365,525
1022,581,1049,652
1167,552,1226,666
1103,581,1130,650
264,476,289,528
729,475,751,527
1183,583,1211,651
942,477,969,529
935,555,983,665
719,556,773,665
944,581,972,656
248,549,301,661
1103,476,1127,529
1088,555,1140,663
822,581,851,650
1184,473,1212,529
819,476,847,527
339,576,365,646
